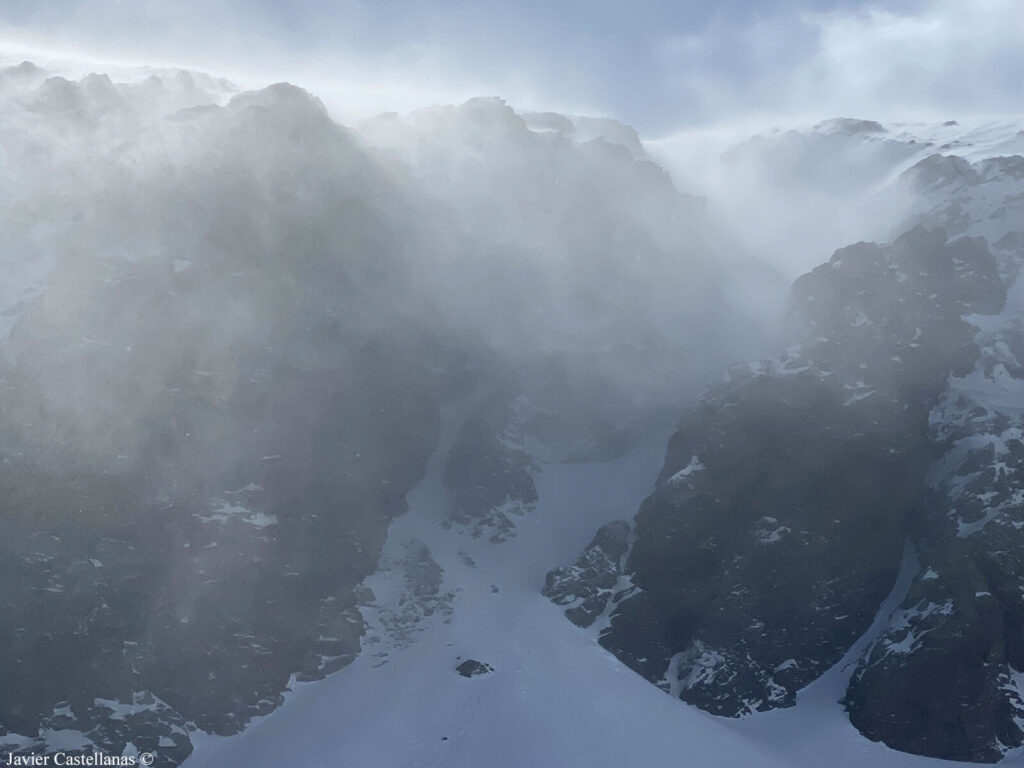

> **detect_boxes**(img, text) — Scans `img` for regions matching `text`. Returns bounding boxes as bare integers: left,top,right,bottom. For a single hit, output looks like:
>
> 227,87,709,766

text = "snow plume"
0,58,784,474
356,97,783,421
0,59,786,761
0,64,421,472
649,114,1024,278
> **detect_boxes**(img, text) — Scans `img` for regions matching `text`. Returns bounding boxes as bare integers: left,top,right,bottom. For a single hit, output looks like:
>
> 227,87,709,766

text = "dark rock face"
566,228,1008,728
0,66,780,765
0,81,447,765
814,117,887,135
547,139,1024,761
443,392,538,542
845,315,1024,762
455,659,494,677
893,153,1024,283
543,520,630,627
370,541,456,661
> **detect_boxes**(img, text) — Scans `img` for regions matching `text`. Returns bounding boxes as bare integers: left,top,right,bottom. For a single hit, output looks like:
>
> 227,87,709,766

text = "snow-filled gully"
187,399,996,768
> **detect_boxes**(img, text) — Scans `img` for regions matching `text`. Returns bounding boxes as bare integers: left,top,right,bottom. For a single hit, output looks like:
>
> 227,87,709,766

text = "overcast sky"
1,0,1020,136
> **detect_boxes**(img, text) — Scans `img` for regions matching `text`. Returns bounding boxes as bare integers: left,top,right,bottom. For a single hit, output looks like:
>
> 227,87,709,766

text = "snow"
186,400,985,768
844,387,878,406
1005,669,1024,734
756,516,792,544
666,454,705,485
36,729,94,751
649,115,1024,279
0,733,37,749
92,693,168,722
876,600,956,656
927,270,1024,538
194,500,277,528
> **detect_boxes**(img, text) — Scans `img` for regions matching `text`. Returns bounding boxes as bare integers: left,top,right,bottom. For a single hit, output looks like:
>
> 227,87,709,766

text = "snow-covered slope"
187,396,989,768
650,116,1024,278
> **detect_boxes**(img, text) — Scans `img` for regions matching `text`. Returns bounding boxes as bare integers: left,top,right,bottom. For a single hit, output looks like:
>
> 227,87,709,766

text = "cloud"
0,0,1018,134
653,0,1023,131
0,0,603,124
807,0,1023,120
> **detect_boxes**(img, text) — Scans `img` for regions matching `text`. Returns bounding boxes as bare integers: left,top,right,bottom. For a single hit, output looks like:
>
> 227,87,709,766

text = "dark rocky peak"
569,116,645,160
80,72,124,104
899,153,980,190
442,389,538,542
795,226,1003,331
25,73,127,121
784,228,1003,396
521,110,650,161
401,96,529,141
557,225,1008,728
121,69,229,115
458,95,523,126
977,154,1024,182
813,117,887,135
229,81,328,116
543,520,631,627
221,83,331,153
455,659,494,677
3,60,44,76
845,309,1024,762
173,68,236,94
721,121,923,196
0,67,451,763
883,150,1023,286
0,60,47,84
26,75,85,113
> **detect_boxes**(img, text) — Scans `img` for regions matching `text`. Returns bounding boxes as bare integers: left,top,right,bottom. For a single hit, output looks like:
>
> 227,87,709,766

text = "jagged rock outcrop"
443,391,539,542
892,152,1024,283
0,71,447,765
552,124,1024,760
845,314,1024,762
564,227,1006,722
455,659,494,678
543,520,630,627
368,540,455,659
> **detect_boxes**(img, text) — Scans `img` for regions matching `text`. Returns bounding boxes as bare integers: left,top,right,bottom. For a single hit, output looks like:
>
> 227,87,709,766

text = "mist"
0,2,1022,766
0,60,783,761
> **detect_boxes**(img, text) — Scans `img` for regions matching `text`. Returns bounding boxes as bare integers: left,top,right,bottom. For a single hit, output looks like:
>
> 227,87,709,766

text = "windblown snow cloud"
656,0,1023,128
1,0,1020,134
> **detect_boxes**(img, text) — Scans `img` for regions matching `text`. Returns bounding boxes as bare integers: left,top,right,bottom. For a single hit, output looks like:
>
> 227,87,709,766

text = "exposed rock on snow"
455,659,494,678
443,392,539,542
577,227,1007,729
846,313,1024,762
543,520,631,627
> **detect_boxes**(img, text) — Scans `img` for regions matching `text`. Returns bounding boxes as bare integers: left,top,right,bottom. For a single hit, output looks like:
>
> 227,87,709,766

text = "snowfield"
185,399,1000,768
